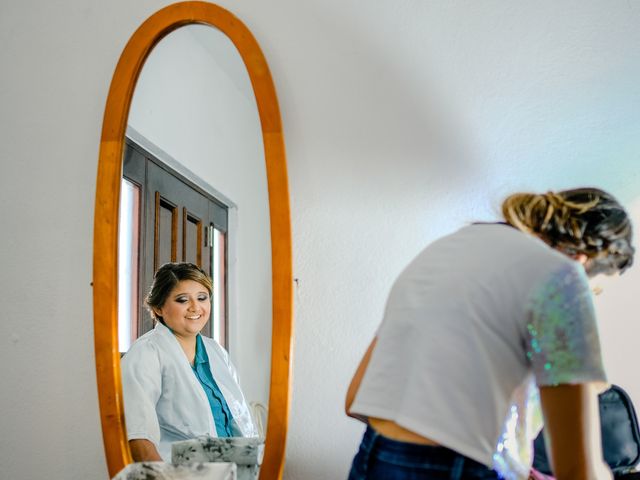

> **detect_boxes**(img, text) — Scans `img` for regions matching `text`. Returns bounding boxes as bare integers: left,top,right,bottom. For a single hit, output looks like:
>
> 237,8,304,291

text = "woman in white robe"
121,262,257,461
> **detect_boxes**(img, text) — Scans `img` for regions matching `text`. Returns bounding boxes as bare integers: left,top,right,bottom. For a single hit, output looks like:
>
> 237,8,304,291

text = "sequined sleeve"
525,262,607,386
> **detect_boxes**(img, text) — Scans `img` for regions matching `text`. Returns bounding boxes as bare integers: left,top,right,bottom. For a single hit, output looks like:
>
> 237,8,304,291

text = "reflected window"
118,178,141,352
211,227,227,345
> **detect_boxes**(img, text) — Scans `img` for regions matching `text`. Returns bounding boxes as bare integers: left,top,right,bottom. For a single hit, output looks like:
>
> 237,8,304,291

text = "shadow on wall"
283,3,483,204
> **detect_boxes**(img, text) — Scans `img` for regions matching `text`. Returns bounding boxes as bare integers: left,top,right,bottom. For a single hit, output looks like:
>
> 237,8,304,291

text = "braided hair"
502,188,634,275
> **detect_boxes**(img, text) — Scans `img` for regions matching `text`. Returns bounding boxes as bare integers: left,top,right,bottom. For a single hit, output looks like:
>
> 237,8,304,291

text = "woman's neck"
174,333,197,365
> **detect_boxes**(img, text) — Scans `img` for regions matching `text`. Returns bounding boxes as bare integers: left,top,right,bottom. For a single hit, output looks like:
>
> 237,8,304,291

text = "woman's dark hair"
502,187,634,275
145,262,213,323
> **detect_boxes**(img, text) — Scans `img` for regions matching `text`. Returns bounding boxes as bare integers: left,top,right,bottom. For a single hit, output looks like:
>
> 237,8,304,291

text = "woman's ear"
572,253,589,265
572,253,600,278
152,307,163,319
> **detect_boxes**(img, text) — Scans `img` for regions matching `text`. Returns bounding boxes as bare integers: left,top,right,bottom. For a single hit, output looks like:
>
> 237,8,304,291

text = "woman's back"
349,223,606,471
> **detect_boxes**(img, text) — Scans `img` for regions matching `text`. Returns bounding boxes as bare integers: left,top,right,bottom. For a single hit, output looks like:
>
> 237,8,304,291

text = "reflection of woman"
121,262,257,462
346,188,634,480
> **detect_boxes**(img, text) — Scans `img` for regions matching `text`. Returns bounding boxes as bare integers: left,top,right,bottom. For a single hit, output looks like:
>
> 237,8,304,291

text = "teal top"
191,334,235,437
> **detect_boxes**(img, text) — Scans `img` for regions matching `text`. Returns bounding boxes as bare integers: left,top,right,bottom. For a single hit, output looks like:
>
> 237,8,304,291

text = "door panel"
154,192,178,270
183,209,202,266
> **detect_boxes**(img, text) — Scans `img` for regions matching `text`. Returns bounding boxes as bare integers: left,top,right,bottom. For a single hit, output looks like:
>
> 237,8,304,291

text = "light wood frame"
93,2,293,478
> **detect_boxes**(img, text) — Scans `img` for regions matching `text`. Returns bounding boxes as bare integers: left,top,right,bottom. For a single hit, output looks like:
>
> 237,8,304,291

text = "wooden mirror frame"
93,2,293,478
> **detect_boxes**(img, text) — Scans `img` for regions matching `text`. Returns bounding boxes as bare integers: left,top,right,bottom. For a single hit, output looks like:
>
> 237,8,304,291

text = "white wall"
1,1,640,480
127,25,272,408
285,3,640,478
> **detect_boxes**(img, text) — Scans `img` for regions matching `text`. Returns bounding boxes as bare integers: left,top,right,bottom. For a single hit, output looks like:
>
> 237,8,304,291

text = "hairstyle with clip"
145,262,213,324
502,187,634,275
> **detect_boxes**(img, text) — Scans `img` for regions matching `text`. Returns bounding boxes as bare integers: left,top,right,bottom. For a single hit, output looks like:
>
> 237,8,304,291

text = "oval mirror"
93,3,292,479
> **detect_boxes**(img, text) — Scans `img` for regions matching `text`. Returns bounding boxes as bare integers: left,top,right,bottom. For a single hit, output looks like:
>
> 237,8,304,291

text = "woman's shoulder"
122,330,162,364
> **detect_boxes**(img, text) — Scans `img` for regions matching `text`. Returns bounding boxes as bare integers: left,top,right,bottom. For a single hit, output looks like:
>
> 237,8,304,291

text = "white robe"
121,322,258,460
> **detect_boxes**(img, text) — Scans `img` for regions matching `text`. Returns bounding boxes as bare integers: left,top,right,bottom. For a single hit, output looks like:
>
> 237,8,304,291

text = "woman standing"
121,262,257,461
346,188,634,480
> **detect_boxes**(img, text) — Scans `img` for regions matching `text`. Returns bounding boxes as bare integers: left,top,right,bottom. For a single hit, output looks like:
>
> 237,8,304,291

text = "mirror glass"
117,23,272,431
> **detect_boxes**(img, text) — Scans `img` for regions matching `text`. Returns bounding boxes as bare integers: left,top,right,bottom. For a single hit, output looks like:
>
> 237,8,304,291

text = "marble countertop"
112,462,236,480
172,437,264,466
112,437,264,480
171,437,264,480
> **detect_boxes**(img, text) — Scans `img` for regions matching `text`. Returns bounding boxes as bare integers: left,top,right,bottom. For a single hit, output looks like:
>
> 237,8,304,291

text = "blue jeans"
348,426,501,480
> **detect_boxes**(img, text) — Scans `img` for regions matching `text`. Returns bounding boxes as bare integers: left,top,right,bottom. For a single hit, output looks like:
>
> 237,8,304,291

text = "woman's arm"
129,439,163,462
121,343,164,456
345,337,377,422
539,383,612,480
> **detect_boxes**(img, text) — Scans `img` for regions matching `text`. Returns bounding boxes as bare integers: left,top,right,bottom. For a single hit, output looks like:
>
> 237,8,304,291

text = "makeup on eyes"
173,292,209,302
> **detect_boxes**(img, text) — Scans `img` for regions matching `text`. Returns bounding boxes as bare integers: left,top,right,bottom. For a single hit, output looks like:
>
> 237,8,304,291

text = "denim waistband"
351,425,498,479
365,426,481,459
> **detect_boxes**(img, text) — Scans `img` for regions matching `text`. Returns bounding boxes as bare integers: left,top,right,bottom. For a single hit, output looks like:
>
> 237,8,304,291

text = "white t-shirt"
350,223,606,477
